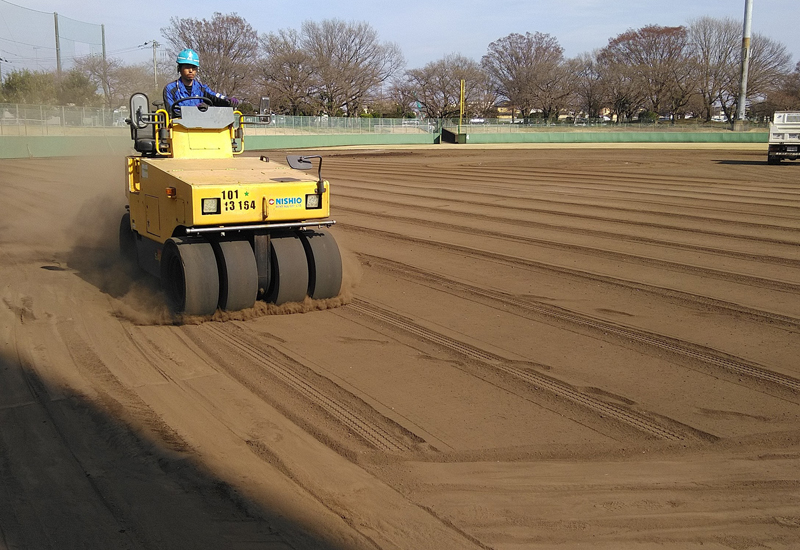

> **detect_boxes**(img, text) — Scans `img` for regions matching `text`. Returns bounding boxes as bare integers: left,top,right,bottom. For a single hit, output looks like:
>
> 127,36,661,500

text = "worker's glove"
229,97,240,108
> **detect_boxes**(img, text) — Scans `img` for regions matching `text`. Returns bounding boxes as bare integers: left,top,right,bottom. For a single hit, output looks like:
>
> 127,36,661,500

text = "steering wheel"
172,96,213,115
175,96,213,106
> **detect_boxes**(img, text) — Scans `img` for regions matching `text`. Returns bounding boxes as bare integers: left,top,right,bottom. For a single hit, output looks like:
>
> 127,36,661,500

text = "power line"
0,0,51,17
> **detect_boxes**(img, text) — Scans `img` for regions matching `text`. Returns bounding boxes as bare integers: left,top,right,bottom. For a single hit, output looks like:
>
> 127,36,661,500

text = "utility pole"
735,0,753,131
101,24,110,106
54,12,62,79
152,40,159,90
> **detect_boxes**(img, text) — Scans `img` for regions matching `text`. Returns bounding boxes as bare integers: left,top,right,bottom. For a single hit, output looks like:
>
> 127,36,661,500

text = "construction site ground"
1,144,799,550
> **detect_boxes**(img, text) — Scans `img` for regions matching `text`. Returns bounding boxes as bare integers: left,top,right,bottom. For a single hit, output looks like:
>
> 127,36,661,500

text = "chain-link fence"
248,115,438,135
0,102,768,137
0,103,127,135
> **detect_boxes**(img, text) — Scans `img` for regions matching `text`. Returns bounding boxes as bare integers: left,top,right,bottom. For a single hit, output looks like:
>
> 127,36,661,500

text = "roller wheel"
213,240,258,311
161,238,219,315
266,233,308,305
299,229,342,299
119,212,137,267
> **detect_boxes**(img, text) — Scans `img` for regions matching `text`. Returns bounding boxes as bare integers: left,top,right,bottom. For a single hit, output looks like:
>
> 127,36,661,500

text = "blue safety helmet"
176,49,199,67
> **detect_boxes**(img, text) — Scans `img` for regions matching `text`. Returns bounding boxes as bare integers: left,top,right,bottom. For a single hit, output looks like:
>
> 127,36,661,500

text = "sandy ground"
1,145,799,549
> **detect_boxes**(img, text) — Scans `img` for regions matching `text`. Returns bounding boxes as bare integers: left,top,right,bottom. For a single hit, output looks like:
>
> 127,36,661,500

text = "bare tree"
595,48,646,122
573,52,607,119
258,28,315,115
688,17,740,121
602,25,693,120
404,54,486,121
470,71,500,118
770,61,800,110
74,55,116,107
161,12,259,97
117,63,171,106
386,77,419,118
300,19,404,116
718,32,792,121
74,55,168,108
481,32,565,121
535,57,578,122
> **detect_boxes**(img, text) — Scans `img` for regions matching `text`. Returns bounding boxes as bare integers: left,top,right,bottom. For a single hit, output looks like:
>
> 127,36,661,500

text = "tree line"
1,12,799,123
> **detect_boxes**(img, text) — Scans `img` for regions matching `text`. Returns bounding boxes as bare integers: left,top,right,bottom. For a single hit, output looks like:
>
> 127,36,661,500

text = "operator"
163,48,240,117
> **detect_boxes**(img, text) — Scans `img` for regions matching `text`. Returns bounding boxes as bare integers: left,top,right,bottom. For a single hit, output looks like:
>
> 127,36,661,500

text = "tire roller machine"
120,93,342,315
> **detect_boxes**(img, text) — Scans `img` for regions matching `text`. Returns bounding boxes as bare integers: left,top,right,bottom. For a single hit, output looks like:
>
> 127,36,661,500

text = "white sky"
2,0,798,71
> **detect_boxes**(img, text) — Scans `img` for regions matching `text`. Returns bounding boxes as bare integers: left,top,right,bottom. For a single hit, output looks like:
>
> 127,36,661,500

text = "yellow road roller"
119,93,342,315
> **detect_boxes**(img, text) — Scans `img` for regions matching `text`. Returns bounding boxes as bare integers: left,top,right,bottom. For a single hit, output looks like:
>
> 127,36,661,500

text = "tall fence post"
54,13,62,79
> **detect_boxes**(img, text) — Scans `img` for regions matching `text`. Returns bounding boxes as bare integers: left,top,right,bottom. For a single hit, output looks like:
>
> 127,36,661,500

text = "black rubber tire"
266,233,308,305
119,212,137,266
299,229,342,299
213,240,258,311
161,239,219,315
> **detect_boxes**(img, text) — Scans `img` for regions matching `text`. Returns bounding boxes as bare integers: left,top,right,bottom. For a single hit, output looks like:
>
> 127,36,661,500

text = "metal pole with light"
735,0,753,131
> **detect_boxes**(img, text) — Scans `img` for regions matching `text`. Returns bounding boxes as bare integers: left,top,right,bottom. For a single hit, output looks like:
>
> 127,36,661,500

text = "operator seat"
126,93,157,155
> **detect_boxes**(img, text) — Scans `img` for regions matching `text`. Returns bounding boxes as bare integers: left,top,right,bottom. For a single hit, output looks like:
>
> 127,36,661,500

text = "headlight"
305,193,321,209
202,198,220,214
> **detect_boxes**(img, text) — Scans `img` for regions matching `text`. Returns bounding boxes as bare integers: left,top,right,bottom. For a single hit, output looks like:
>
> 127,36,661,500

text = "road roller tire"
161,238,220,315
213,240,258,311
266,233,309,305
299,229,342,299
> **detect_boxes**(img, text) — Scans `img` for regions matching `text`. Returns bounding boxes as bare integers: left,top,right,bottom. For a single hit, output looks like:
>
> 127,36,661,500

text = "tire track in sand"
332,178,800,235
338,208,800,293
360,254,800,396
341,224,800,329
328,155,800,211
192,323,420,453
336,195,800,268
346,299,712,443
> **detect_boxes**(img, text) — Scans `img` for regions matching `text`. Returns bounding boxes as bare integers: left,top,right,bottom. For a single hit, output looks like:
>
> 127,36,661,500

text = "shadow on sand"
0,351,353,550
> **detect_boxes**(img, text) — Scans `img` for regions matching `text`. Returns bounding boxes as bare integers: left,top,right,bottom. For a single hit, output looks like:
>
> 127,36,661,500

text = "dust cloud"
59,188,175,325
71,218,359,327
4,156,359,326
61,194,359,326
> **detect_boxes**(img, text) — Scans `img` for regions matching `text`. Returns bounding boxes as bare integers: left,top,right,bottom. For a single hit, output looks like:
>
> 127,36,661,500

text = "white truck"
767,111,800,164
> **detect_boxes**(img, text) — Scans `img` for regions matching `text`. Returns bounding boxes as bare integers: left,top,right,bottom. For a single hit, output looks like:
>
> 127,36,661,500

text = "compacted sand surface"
1,146,799,549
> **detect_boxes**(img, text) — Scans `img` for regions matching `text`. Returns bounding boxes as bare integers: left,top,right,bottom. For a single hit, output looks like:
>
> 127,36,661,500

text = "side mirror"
286,155,313,170
129,93,150,129
287,155,325,194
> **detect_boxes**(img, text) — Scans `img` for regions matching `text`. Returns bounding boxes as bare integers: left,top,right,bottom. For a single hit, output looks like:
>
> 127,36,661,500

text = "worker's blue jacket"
163,79,233,117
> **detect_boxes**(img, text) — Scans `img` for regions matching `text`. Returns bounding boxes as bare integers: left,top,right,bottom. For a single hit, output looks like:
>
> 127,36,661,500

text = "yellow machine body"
170,125,235,159
126,156,330,244
121,97,341,315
